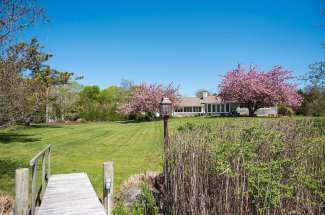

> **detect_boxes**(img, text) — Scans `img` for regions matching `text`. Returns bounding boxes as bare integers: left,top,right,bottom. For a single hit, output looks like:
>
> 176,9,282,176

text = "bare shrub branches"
0,0,45,49
163,119,325,215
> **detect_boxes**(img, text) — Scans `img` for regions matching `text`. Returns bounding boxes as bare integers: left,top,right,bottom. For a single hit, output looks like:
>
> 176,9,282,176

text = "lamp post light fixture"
159,97,173,140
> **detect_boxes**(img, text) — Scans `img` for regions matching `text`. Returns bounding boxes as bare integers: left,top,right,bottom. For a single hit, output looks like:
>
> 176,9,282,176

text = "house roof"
178,97,204,107
201,95,222,104
177,95,235,107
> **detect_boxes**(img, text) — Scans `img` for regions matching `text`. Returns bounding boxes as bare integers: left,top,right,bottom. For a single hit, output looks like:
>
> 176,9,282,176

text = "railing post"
15,168,29,215
103,162,114,215
41,154,46,198
48,147,51,179
31,164,37,215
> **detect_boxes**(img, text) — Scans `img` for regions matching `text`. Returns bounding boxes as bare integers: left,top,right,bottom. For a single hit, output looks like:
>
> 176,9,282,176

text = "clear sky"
23,0,325,96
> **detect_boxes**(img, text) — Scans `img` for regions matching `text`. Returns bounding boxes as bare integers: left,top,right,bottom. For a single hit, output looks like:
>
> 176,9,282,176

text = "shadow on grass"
30,124,62,128
0,159,26,178
0,159,27,192
0,133,40,144
116,119,161,124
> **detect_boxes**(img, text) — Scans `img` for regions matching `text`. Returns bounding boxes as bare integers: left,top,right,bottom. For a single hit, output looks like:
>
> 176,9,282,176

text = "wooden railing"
15,145,114,215
29,144,51,215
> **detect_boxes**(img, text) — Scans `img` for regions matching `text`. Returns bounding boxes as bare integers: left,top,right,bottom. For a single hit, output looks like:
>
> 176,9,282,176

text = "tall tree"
307,62,325,88
37,68,74,123
118,83,180,117
50,81,81,121
195,89,210,98
0,0,45,50
219,64,302,116
296,62,325,116
0,40,49,126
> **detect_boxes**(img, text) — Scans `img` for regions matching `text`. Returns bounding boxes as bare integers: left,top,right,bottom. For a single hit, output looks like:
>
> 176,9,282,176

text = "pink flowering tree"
219,64,303,116
118,83,180,117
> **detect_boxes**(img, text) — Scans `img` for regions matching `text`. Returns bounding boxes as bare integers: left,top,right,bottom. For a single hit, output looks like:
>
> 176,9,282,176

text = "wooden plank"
15,168,29,215
38,173,105,215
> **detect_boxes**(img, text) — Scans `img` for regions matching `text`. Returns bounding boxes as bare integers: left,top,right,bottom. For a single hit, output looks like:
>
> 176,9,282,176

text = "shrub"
0,192,14,215
277,104,294,116
163,119,325,215
113,182,159,215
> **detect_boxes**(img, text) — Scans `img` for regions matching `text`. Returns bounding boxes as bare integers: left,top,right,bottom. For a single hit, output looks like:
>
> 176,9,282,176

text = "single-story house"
173,91,277,117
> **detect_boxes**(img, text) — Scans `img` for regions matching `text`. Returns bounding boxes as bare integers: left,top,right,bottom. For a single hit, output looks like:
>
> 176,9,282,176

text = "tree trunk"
248,103,257,117
45,87,49,123
248,108,255,117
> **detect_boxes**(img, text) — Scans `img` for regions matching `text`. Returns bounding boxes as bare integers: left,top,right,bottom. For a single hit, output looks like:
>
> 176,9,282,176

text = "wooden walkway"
15,145,113,215
38,173,106,215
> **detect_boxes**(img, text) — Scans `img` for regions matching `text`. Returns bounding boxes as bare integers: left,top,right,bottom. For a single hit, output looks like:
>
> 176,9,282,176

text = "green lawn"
1,117,319,196
0,117,218,195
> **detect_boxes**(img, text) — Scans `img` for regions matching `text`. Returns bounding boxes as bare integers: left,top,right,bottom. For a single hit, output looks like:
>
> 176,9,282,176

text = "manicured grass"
0,117,320,196
0,121,163,195
0,117,212,195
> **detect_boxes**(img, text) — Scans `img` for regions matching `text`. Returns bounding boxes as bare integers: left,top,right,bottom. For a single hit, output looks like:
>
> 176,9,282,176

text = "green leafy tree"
296,61,325,116
195,89,210,98
0,39,52,126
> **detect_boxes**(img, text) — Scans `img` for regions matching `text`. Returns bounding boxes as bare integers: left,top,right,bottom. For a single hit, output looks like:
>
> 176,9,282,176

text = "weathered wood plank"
38,173,105,215
15,168,29,215
103,162,113,215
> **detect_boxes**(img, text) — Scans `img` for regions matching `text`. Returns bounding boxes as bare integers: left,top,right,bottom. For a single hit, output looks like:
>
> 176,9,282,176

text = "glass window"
212,104,216,112
208,104,211,112
226,103,230,112
217,104,220,112
189,107,193,112
221,104,225,112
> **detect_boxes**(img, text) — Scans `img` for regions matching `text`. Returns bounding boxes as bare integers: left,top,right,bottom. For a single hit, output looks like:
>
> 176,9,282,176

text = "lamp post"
159,97,173,141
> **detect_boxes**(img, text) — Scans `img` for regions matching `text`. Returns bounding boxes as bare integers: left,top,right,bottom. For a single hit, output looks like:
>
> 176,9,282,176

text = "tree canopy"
118,83,180,119
219,64,302,116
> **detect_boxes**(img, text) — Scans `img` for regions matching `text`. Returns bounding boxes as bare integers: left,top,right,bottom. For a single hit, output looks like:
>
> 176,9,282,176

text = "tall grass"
163,118,325,215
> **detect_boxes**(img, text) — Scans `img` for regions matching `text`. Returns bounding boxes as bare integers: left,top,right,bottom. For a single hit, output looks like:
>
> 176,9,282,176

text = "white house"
173,91,277,117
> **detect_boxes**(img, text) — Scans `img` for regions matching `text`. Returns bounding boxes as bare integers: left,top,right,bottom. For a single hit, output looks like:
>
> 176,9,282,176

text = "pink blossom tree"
118,83,180,117
219,64,303,116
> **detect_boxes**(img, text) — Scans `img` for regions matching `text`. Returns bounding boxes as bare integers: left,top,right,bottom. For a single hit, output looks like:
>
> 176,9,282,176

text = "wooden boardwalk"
37,173,106,215
15,145,113,215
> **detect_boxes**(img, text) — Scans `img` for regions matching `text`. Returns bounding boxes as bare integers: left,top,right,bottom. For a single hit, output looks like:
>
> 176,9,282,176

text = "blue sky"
23,0,325,96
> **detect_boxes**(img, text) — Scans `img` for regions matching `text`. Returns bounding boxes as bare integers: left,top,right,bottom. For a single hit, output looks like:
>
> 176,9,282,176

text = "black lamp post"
159,97,173,140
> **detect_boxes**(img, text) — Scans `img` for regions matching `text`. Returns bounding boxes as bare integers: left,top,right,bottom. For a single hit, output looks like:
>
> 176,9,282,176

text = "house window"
208,104,211,112
193,107,201,112
221,104,225,112
217,104,220,112
226,103,230,112
184,107,193,112
212,104,216,112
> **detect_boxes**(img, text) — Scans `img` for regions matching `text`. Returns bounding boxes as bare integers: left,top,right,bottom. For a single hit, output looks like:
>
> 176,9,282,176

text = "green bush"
113,183,159,215
277,104,294,116
164,118,325,215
